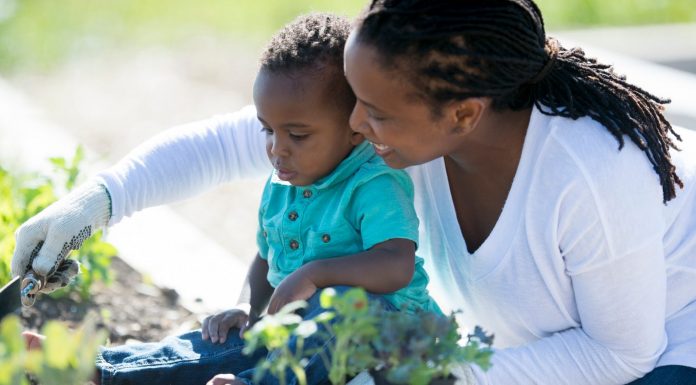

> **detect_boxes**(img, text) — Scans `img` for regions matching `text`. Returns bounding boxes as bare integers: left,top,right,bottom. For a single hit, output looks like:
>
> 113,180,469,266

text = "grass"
0,0,694,73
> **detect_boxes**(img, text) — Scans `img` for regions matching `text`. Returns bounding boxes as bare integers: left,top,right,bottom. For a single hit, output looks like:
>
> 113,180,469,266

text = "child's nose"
270,137,290,157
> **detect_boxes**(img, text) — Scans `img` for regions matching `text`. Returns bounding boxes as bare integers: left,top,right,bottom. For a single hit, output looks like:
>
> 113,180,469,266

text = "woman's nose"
349,103,371,136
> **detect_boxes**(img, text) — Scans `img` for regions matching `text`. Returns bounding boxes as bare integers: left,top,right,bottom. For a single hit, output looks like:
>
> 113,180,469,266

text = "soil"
20,256,202,346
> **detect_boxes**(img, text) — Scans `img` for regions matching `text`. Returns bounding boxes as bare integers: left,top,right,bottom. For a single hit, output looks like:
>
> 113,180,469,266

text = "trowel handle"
20,270,43,307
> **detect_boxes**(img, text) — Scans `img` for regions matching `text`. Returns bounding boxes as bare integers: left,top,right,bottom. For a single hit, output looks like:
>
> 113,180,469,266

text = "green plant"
369,311,493,385
243,301,319,385
316,287,380,385
0,313,106,385
245,288,494,385
319,288,494,385
0,146,117,301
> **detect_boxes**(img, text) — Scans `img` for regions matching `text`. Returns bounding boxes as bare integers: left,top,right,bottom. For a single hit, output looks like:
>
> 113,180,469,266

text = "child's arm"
238,253,275,319
266,238,415,314
202,253,274,343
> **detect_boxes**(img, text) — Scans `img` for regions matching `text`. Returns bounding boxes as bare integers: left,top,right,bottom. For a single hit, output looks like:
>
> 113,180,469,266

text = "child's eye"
290,133,309,140
261,127,274,135
367,111,387,122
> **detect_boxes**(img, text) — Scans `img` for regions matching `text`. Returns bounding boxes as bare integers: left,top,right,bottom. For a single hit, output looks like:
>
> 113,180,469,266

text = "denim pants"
96,286,395,385
626,365,696,385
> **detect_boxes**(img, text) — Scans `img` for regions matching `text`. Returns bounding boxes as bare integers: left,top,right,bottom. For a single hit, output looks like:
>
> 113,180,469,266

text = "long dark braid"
356,0,683,202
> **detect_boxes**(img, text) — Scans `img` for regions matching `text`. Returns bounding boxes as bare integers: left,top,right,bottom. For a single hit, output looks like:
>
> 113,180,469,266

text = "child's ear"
350,131,365,145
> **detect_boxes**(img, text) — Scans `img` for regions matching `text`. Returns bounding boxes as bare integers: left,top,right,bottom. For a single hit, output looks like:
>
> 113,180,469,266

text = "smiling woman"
341,1,696,385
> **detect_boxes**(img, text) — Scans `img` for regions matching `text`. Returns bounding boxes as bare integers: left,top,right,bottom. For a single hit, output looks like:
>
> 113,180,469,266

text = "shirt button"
289,240,300,250
288,211,298,221
303,190,313,198
263,231,268,238
322,234,331,243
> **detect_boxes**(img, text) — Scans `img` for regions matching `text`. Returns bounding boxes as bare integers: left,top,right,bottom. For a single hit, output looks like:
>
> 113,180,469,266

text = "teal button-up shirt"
257,141,440,314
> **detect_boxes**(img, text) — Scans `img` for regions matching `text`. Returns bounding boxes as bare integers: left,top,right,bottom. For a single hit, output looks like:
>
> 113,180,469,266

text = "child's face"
253,68,362,186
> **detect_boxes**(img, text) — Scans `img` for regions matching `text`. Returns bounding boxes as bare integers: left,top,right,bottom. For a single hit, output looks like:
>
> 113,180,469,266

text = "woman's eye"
261,127,274,135
290,133,309,140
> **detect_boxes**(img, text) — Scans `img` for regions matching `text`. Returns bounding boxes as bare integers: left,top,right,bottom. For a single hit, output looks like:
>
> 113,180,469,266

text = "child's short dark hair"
260,12,355,113
261,13,351,74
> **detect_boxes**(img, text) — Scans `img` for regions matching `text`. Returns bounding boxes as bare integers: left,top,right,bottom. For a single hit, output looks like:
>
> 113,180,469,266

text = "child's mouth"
276,168,297,181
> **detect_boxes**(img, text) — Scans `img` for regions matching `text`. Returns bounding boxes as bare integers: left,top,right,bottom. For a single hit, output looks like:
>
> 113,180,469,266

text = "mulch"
20,256,202,346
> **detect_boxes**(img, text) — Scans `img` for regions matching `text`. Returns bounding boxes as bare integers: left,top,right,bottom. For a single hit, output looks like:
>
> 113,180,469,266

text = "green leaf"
48,157,66,169
42,322,72,369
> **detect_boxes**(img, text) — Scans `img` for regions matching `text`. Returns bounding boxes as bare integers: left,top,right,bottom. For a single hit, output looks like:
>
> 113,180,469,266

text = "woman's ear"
351,131,365,145
450,98,488,134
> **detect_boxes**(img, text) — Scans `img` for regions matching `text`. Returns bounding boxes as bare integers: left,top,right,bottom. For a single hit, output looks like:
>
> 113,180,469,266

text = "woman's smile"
369,141,395,157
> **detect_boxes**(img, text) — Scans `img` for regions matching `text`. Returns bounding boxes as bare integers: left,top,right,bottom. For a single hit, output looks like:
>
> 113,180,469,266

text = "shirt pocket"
305,224,362,262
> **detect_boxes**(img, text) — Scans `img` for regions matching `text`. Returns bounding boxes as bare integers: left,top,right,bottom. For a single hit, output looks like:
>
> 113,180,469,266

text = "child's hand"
202,305,254,343
206,373,245,385
267,270,318,314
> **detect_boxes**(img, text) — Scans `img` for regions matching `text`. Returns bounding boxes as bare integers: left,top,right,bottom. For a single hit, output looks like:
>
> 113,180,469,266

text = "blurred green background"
0,0,694,74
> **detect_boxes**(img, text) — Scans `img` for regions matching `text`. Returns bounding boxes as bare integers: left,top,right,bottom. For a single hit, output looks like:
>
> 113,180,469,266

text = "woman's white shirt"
97,105,696,384
97,105,271,225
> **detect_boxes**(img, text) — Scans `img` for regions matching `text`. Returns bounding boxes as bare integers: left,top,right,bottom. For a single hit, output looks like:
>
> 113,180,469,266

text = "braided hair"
355,0,683,202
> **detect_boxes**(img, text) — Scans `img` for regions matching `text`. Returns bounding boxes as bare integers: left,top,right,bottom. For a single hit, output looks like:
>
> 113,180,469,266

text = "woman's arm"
97,105,271,225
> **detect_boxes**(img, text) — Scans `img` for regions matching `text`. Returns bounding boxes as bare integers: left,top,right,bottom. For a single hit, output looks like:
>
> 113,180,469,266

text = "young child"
198,12,440,385
18,13,439,385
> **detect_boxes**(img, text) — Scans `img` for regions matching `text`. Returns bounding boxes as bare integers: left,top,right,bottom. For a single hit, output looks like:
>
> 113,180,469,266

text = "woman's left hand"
266,269,318,314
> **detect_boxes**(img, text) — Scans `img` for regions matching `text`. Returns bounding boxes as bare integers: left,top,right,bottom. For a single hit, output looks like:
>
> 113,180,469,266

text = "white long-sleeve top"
97,105,696,384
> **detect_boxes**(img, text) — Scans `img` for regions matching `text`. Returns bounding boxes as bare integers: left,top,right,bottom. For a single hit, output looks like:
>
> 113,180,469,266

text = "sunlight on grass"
0,0,694,73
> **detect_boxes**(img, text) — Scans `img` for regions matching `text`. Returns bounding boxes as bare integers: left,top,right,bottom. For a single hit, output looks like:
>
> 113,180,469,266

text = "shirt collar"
270,141,375,190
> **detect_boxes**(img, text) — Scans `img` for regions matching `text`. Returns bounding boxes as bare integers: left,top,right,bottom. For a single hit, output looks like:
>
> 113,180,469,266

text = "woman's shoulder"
541,112,660,187
546,112,696,190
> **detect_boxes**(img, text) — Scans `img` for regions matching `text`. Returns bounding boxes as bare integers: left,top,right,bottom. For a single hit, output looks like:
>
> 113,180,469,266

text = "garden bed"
20,256,202,346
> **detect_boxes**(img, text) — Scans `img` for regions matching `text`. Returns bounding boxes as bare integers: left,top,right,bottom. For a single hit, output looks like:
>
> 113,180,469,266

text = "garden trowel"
0,276,21,320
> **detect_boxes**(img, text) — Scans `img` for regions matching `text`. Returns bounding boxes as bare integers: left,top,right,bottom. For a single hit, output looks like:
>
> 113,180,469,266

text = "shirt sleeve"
471,137,668,384
97,105,271,225
349,170,420,250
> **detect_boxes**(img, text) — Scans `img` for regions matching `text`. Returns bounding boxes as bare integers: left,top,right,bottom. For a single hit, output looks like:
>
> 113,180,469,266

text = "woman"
12,1,696,384
341,1,696,384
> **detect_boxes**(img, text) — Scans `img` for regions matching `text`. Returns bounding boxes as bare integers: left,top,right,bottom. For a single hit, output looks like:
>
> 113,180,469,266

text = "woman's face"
344,32,467,169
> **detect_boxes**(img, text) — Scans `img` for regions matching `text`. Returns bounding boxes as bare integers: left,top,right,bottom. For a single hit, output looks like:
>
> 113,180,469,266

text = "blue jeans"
626,365,696,385
96,286,396,385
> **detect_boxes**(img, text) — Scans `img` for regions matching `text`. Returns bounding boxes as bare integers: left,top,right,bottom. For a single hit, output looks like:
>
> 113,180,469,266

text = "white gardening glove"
11,181,111,294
